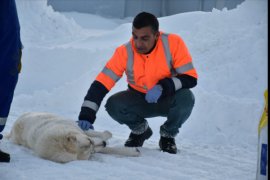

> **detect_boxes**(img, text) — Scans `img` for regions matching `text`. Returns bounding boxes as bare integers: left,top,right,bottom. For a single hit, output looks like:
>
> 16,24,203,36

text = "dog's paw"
130,147,140,157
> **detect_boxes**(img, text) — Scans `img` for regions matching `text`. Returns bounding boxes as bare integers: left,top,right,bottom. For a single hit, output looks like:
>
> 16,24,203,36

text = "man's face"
132,26,159,54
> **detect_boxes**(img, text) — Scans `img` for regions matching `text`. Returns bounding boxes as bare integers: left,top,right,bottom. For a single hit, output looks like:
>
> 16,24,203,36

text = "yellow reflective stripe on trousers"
0,117,7,125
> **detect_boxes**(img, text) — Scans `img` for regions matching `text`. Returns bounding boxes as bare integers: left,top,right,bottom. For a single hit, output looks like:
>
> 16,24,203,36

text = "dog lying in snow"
8,112,140,163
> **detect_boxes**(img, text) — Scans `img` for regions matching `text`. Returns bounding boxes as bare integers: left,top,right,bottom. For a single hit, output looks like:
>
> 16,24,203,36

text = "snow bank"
16,0,87,46
0,0,267,179
11,0,267,148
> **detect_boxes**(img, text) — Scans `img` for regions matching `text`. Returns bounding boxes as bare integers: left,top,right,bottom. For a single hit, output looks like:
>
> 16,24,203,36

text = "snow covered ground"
0,0,267,179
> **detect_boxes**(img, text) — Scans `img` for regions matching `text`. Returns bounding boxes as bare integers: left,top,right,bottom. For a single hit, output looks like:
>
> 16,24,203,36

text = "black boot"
125,127,153,147
159,136,177,154
0,149,10,162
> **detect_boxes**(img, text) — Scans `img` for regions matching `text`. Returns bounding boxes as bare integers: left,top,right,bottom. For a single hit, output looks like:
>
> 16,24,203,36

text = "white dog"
8,112,140,163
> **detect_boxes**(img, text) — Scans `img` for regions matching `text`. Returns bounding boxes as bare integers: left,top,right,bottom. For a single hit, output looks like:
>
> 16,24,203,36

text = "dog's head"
63,132,95,160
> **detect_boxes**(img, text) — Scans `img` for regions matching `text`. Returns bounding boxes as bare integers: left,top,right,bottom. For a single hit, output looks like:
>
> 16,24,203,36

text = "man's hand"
77,120,94,130
145,85,163,103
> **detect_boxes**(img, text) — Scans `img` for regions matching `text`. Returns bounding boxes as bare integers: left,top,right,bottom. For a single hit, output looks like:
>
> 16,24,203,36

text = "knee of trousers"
105,95,129,124
175,89,194,104
173,89,195,116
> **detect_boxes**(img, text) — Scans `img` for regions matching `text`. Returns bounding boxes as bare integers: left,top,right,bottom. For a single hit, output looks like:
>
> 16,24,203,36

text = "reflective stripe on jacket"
96,32,197,93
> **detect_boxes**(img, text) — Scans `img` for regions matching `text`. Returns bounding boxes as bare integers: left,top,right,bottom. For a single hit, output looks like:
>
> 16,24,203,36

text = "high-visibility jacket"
79,32,198,123
96,32,197,93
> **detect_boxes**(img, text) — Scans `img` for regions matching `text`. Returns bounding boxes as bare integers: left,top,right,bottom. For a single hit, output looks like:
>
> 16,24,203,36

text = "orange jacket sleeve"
169,34,198,79
96,45,128,90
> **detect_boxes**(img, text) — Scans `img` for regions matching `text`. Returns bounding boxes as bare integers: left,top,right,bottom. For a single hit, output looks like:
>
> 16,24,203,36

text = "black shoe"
0,149,10,162
125,127,153,147
159,136,177,154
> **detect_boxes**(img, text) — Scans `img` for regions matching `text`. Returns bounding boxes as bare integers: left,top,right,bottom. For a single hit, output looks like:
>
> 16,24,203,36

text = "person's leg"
0,44,20,136
159,89,195,138
106,89,165,147
0,36,21,162
105,89,158,134
0,23,21,137
157,89,195,154
0,74,18,125
105,88,195,149
0,73,18,162
0,0,22,162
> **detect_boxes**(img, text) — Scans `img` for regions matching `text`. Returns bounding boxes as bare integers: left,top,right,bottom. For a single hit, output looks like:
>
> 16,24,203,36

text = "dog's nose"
102,141,106,147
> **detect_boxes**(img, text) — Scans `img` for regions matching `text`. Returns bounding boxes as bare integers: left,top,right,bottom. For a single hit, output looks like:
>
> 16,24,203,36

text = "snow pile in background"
0,0,267,179
10,0,267,148
16,0,87,46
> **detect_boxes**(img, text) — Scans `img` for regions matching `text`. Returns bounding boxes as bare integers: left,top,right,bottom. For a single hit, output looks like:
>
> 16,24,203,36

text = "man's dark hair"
132,12,159,33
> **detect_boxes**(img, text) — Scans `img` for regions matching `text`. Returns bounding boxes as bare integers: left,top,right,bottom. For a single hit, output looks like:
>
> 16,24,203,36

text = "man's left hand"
145,85,163,103
77,120,94,131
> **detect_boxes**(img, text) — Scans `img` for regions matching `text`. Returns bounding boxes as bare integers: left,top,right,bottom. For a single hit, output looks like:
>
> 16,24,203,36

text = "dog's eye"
88,138,94,145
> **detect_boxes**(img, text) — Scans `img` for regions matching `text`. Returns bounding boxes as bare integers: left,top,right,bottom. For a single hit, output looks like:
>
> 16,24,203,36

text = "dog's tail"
97,146,140,157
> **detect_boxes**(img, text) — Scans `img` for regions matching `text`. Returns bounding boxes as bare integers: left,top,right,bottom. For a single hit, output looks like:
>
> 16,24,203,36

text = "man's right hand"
77,120,94,131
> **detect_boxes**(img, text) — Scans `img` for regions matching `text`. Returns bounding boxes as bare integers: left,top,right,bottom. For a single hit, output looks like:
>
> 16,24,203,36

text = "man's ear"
62,134,78,154
155,31,160,40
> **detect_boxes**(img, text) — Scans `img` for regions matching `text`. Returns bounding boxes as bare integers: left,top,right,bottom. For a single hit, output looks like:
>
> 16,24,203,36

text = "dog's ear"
66,134,77,143
63,134,78,154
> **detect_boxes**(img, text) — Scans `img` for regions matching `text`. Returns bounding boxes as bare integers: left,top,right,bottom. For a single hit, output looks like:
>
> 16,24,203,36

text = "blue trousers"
0,0,22,141
0,32,21,139
0,74,18,130
0,50,20,139
105,88,195,138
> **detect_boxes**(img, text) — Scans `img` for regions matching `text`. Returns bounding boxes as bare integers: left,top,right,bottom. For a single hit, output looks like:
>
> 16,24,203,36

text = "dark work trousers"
105,88,195,138
0,46,20,140
0,0,22,139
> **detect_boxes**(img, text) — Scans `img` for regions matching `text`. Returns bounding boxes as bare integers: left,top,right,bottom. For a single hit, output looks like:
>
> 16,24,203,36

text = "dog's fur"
8,112,139,163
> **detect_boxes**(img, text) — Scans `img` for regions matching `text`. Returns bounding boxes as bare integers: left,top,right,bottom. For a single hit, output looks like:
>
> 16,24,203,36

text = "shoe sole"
125,128,153,147
160,149,177,154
